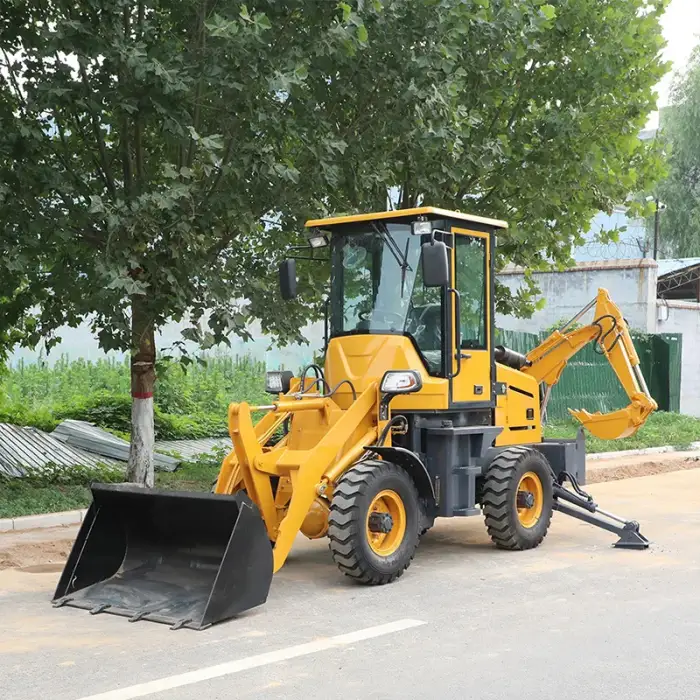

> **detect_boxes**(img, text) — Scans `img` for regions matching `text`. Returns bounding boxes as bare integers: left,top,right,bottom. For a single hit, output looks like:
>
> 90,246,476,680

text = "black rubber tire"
482,446,554,551
328,460,420,585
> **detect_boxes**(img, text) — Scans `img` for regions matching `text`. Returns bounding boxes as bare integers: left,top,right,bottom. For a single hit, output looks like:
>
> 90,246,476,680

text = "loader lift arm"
522,288,657,440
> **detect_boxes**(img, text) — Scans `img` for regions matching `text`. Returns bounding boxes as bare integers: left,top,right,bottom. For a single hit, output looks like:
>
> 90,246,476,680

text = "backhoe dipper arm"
521,288,657,440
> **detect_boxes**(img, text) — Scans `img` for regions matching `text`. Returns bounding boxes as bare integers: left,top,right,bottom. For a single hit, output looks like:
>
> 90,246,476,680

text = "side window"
455,235,487,349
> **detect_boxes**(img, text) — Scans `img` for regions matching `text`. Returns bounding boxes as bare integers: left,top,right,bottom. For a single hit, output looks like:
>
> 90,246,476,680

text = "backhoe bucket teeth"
52,484,273,630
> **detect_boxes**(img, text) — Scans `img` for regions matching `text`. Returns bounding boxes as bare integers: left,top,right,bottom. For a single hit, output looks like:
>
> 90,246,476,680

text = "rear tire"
328,460,420,585
482,447,553,550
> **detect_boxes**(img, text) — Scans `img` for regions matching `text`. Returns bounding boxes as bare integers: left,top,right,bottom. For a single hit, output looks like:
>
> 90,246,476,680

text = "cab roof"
305,206,508,230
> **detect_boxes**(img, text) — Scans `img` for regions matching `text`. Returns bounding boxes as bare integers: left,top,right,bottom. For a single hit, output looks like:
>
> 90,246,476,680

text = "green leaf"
356,24,368,43
338,2,352,23
540,4,556,21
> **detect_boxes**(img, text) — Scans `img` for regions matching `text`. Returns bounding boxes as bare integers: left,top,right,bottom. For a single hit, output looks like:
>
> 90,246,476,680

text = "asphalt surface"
2,469,700,700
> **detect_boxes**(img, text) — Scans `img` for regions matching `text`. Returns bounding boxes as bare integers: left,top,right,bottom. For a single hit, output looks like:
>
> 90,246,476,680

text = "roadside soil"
1,450,699,573
587,450,700,483
0,526,77,572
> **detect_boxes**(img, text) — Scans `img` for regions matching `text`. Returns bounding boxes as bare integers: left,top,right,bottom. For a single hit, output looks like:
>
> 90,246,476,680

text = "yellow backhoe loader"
53,207,657,630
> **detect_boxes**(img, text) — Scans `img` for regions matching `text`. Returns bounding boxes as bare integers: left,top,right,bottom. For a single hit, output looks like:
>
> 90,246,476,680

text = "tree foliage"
653,46,700,258
1,0,669,361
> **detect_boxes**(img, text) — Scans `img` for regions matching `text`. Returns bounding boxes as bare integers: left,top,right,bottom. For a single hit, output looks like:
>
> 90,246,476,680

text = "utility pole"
653,197,660,260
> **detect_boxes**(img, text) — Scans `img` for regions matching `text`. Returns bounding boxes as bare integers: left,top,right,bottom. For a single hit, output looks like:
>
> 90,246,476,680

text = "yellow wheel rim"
366,489,406,556
516,471,544,528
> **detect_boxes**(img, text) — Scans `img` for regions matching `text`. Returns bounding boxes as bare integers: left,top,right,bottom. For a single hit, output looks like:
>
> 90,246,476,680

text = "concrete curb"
0,508,87,533
3,442,700,533
587,441,700,461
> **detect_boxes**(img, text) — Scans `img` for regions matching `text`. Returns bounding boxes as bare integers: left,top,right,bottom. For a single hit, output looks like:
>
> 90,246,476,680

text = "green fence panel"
663,333,683,413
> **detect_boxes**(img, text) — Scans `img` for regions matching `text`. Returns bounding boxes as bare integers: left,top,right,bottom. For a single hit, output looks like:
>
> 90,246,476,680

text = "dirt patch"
0,535,74,571
588,455,700,484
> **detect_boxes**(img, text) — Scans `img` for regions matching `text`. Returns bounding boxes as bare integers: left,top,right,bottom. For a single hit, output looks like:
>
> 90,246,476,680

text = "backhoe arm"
522,288,657,440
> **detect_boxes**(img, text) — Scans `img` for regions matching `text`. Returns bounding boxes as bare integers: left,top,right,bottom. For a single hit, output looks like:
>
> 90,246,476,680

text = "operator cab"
279,207,508,406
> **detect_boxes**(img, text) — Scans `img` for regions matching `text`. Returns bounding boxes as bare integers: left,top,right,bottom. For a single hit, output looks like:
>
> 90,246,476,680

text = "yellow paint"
365,489,407,556
324,334,449,411
524,288,657,439
300,497,330,539
305,206,508,230
214,409,288,494
228,383,379,572
516,471,544,528
450,227,492,403
494,364,542,446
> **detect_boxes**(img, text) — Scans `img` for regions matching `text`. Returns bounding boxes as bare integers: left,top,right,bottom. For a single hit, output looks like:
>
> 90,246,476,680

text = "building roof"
305,206,509,230
656,258,700,302
656,258,700,278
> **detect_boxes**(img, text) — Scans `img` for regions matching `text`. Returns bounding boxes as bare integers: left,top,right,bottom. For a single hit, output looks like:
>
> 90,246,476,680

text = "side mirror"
421,241,449,287
279,259,297,300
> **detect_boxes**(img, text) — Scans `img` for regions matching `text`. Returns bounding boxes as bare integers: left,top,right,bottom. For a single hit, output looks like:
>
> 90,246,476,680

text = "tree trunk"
126,297,156,486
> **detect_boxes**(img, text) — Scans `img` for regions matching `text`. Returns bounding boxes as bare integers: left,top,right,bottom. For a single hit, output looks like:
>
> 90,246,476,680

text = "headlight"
380,370,423,395
411,220,432,236
265,370,293,395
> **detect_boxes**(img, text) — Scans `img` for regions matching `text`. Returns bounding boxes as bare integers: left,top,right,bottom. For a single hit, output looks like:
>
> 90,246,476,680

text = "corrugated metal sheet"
657,257,700,278
0,423,122,478
52,420,179,472
155,437,230,460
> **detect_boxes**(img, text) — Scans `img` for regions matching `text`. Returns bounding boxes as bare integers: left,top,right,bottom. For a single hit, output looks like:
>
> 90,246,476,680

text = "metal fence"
494,329,682,422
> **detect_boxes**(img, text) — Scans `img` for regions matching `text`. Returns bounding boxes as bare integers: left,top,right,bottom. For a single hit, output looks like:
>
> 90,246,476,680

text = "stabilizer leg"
552,472,650,550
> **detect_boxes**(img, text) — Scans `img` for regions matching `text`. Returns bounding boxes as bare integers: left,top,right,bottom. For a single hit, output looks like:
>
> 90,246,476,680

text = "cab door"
450,227,492,406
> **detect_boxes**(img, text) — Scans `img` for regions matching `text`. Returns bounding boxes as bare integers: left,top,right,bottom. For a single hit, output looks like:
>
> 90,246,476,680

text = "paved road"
2,469,700,700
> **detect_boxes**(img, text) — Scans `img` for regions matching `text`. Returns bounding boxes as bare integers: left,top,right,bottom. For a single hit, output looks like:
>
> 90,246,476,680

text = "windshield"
330,223,443,374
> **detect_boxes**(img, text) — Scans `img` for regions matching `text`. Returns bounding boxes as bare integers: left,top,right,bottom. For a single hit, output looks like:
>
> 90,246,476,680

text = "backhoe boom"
522,288,657,440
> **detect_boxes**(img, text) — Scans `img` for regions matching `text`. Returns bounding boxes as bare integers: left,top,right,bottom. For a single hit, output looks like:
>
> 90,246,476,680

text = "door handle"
447,288,461,379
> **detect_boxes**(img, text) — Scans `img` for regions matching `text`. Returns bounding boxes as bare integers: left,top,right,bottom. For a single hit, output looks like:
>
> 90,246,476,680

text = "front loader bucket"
52,484,273,630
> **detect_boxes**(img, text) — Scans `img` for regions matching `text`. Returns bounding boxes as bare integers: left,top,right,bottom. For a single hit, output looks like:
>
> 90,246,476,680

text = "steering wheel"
358,308,405,327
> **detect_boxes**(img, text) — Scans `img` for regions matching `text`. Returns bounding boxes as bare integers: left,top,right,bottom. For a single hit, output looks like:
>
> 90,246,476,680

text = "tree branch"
186,0,208,169
77,59,118,198
1,49,27,113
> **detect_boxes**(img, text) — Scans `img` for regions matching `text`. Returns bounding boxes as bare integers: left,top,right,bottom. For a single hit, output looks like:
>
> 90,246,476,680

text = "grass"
545,411,700,453
0,484,92,519
0,354,269,439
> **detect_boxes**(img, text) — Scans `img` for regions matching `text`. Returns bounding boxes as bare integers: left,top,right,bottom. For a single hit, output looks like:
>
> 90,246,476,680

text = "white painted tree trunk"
128,395,155,487
126,296,156,486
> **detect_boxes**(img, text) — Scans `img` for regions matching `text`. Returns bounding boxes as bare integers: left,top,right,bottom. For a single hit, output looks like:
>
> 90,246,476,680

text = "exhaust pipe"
53,484,273,630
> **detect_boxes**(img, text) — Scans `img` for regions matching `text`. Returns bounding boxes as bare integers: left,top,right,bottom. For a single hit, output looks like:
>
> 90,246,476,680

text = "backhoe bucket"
52,484,273,630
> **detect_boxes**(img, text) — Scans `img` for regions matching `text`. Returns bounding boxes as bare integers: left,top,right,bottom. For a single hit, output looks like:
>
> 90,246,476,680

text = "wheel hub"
368,511,394,534
515,471,544,528
516,490,535,509
365,489,407,556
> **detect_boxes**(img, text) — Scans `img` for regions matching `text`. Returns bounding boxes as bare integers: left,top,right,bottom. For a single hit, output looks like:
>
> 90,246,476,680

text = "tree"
651,48,700,258
1,0,373,483
1,0,668,485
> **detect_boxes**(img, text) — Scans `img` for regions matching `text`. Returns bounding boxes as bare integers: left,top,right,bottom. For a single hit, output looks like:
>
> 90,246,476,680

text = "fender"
367,445,436,504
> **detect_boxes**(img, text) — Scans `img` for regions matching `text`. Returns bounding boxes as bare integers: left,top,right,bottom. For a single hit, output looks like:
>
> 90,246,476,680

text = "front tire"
482,447,554,550
328,460,420,585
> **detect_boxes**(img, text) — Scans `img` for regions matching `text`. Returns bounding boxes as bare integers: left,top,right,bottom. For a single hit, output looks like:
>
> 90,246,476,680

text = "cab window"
455,235,487,349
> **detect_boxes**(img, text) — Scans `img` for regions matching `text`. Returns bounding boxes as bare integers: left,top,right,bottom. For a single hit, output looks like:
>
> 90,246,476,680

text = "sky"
648,0,700,127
